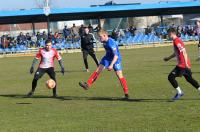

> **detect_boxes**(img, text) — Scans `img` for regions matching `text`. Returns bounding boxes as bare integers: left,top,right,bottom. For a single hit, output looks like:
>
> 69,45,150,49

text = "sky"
0,0,190,10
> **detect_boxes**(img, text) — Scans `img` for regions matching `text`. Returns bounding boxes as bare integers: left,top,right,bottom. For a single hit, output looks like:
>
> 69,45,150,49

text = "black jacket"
81,33,95,50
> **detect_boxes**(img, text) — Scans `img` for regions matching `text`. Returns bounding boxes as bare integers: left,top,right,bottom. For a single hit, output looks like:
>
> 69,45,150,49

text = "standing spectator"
63,25,71,39
79,24,85,37
88,24,94,33
81,27,99,72
71,23,79,43
94,24,101,32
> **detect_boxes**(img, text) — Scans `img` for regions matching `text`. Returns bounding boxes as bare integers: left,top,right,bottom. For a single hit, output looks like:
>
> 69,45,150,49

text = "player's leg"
183,69,200,92
89,51,99,67
27,68,45,97
79,64,105,90
114,62,129,99
168,66,184,100
46,67,57,97
82,50,89,72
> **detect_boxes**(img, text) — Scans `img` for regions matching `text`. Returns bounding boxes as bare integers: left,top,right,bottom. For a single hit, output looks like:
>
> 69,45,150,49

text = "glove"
30,67,34,74
61,67,65,75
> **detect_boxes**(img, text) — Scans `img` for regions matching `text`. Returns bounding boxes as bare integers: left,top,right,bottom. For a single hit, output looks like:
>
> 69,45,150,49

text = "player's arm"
58,59,65,75
30,58,38,74
108,43,118,71
182,49,190,68
108,55,118,71
163,52,176,61
55,50,65,75
30,49,41,74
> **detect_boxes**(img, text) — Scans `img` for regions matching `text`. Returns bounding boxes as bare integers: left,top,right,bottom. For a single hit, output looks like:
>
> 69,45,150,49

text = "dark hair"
167,28,177,34
45,39,52,45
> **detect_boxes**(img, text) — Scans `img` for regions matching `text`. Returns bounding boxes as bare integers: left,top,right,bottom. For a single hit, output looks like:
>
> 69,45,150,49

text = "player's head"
167,28,177,39
85,27,89,34
45,39,52,51
98,29,109,43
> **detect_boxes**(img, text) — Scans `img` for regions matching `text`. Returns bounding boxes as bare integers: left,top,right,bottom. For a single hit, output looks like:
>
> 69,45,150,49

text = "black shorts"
170,66,192,77
34,67,56,80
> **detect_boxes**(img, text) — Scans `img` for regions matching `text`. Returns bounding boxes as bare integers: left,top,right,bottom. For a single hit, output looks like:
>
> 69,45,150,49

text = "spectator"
177,26,182,37
31,33,37,47
79,24,85,37
17,32,26,45
129,26,136,36
63,25,71,39
42,31,48,41
88,24,94,33
71,23,79,43
94,24,101,32
48,32,54,41
145,26,152,35
111,28,120,41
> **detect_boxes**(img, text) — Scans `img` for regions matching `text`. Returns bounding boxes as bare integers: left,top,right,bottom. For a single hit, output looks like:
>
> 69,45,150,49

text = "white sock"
176,87,183,94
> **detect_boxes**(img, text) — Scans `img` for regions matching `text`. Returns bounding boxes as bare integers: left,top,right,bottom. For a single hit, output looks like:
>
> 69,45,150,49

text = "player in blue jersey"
79,29,129,99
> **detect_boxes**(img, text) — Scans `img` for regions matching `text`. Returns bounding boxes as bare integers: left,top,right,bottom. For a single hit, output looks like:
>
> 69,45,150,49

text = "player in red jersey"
164,28,200,100
27,40,65,97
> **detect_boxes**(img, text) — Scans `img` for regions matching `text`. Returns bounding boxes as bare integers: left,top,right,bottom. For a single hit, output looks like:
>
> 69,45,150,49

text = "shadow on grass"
55,70,85,73
0,94,69,101
0,94,199,102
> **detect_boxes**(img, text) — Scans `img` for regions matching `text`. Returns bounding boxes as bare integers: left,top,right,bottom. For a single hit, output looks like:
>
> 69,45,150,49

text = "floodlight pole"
44,0,51,34
47,16,50,34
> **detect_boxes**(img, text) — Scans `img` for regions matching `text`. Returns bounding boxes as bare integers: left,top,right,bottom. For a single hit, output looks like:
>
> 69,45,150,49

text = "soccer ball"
46,79,56,89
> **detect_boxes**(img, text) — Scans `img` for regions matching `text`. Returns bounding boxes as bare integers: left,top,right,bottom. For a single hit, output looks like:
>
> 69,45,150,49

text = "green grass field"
0,45,200,132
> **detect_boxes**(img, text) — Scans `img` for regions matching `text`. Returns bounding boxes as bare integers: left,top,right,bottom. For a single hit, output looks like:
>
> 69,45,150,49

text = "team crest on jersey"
177,43,185,51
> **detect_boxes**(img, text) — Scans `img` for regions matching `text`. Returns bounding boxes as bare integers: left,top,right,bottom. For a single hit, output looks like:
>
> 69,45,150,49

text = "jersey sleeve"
35,49,42,59
54,49,62,60
109,41,118,56
174,39,185,52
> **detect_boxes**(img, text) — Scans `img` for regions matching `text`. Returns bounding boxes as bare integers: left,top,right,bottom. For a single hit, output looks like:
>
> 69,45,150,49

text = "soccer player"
79,29,129,99
81,27,99,72
164,28,200,100
27,39,65,97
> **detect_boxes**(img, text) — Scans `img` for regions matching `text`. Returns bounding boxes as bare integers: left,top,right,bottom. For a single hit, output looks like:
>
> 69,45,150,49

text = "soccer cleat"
172,93,184,100
52,94,58,98
26,91,34,97
86,69,90,72
122,94,129,100
79,82,89,90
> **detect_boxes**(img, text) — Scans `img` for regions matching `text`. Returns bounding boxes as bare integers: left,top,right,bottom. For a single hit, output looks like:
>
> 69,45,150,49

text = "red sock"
119,77,129,94
87,71,100,87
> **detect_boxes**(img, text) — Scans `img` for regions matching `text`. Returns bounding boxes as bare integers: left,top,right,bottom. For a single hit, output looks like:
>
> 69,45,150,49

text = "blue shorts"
100,57,122,71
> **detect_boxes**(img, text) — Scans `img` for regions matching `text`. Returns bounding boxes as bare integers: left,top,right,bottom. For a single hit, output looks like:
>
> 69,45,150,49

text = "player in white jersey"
27,40,65,97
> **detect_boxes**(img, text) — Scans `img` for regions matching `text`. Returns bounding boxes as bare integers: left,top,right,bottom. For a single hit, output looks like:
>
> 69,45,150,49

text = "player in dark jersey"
79,29,129,99
164,28,200,100
27,39,65,97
